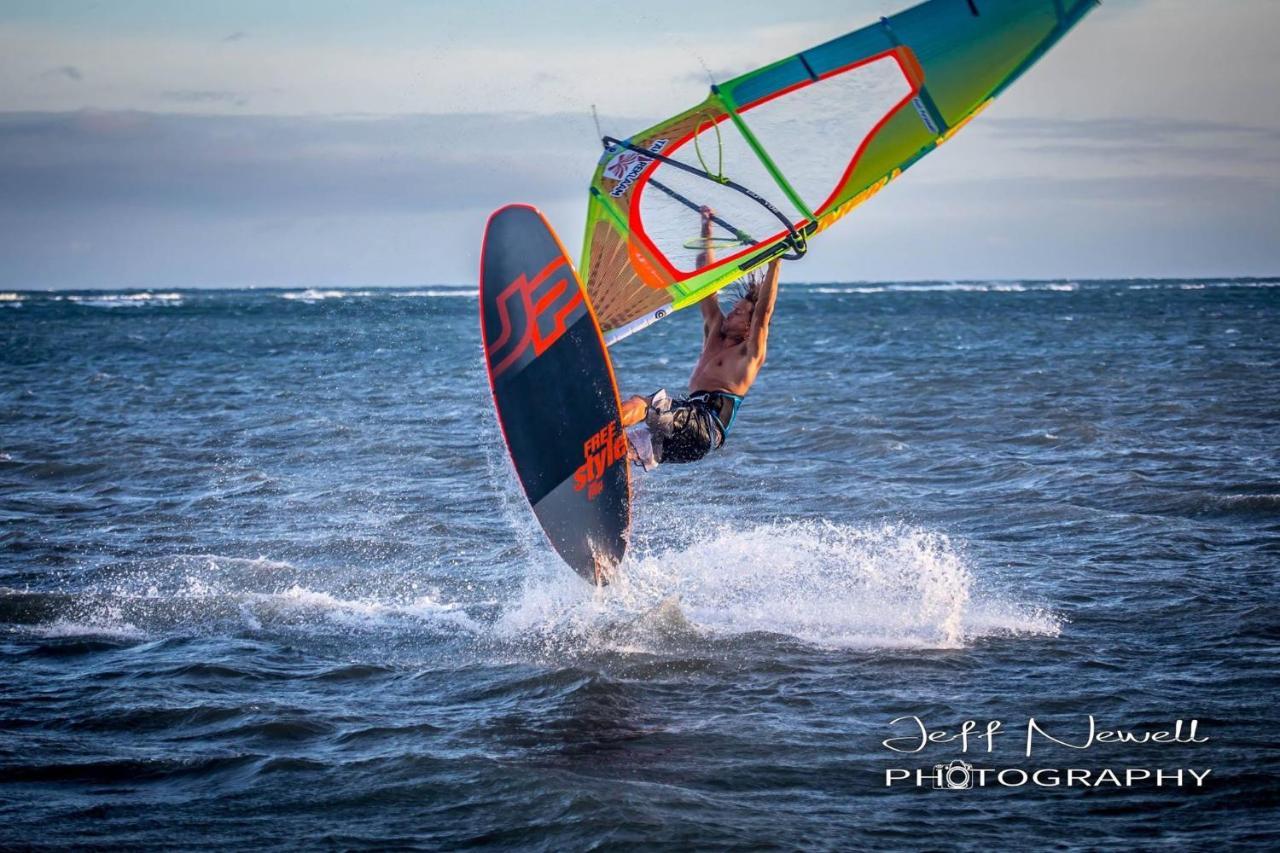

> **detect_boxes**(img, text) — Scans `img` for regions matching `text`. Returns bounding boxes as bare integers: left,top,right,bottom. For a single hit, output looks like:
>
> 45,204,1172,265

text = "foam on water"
279,288,376,301
278,287,474,300
249,585,480,631
1127,280,1280,290
498,520,1060,653
810,282,1080,294
31,619,147,641
10,520,1056,658
390,289,475,298
9,554,483,641
59,292,184,308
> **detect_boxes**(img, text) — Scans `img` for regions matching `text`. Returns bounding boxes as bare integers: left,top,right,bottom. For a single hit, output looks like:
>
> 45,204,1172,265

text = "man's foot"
620,395,649,428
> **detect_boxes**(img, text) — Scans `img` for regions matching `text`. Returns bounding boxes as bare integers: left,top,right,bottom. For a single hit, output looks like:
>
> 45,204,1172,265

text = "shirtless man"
620,207,780,466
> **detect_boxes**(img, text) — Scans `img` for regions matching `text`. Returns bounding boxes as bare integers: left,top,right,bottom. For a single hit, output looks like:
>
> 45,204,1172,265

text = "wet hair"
730,269,764,309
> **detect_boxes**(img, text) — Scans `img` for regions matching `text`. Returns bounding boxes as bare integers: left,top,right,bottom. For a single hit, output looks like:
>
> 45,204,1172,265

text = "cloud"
0,108,605,288
1,103,1276,290
0,110,595,217
0,15,835,119
913,172,1279,208
966,115,1280,178
37,65,83,82
0,1,1276,288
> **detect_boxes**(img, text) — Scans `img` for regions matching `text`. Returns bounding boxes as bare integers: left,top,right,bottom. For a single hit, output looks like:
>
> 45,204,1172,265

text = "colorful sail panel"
635,115,806,277
580,0,1098,344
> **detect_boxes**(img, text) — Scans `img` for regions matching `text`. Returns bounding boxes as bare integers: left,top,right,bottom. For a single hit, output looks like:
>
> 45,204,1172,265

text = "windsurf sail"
580,0,1098,344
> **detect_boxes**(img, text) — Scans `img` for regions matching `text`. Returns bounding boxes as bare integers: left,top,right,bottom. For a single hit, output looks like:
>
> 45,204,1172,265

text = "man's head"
721,278,760,342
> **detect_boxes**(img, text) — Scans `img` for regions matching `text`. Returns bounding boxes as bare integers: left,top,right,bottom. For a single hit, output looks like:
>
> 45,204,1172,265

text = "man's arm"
696,206,723,338
747,260,781,359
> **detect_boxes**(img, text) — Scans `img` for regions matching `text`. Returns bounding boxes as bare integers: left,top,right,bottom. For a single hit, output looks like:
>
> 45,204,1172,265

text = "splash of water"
499,519,1060,652
10,521,1058,657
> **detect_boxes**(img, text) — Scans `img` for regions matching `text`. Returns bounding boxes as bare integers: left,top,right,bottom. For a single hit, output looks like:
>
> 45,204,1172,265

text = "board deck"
479,204,630,583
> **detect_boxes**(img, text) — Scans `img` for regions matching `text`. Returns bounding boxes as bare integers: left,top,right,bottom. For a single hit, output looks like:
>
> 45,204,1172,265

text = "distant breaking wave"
808,279,1280,295
278,288,474,301
811,282,1080,294
53,292,185,308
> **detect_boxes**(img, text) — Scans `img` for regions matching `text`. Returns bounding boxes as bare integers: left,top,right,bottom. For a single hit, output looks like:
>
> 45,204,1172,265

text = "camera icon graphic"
934,759,975,790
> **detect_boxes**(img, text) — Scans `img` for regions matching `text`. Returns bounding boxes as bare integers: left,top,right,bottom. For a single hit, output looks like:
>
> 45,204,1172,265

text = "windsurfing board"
479,204,630,584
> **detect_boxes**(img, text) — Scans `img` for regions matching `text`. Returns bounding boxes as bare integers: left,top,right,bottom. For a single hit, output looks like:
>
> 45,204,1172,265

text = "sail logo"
574,420,626,500
910,96,939,134
605,152,640,181
604,139,667,198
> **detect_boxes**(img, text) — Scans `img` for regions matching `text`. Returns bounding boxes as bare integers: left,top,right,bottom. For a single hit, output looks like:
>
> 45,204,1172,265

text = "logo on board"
486,256,583,380
574,420,627,500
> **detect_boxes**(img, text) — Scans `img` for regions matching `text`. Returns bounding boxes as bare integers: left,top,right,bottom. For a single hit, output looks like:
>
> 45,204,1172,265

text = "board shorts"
628,389,743,468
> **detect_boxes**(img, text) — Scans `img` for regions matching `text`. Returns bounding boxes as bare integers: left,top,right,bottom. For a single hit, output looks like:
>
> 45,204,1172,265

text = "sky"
1,0,1277,289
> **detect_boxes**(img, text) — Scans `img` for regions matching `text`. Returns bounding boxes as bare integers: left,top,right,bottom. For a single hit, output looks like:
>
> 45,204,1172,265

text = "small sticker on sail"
603,139,668,198
911,97,939,134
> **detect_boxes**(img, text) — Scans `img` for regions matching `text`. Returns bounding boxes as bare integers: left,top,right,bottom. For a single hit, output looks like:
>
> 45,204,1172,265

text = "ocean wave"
1152,492,1280,520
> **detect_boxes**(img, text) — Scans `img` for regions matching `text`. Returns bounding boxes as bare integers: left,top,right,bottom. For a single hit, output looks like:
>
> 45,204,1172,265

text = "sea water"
1,281,1277,848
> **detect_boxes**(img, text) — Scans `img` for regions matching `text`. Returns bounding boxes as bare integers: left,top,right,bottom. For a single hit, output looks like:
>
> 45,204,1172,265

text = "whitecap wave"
279,289,375,301
61,292,184,307
1128,280,1280,291
279,288,473,300
389,289,475,298
810,282,1078,295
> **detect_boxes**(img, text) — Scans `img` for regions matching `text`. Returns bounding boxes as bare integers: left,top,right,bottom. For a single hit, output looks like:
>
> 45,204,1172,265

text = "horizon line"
4,275,1280,294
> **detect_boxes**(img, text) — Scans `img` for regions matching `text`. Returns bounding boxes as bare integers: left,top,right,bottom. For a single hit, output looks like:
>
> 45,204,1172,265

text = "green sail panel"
580,0,1099,344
